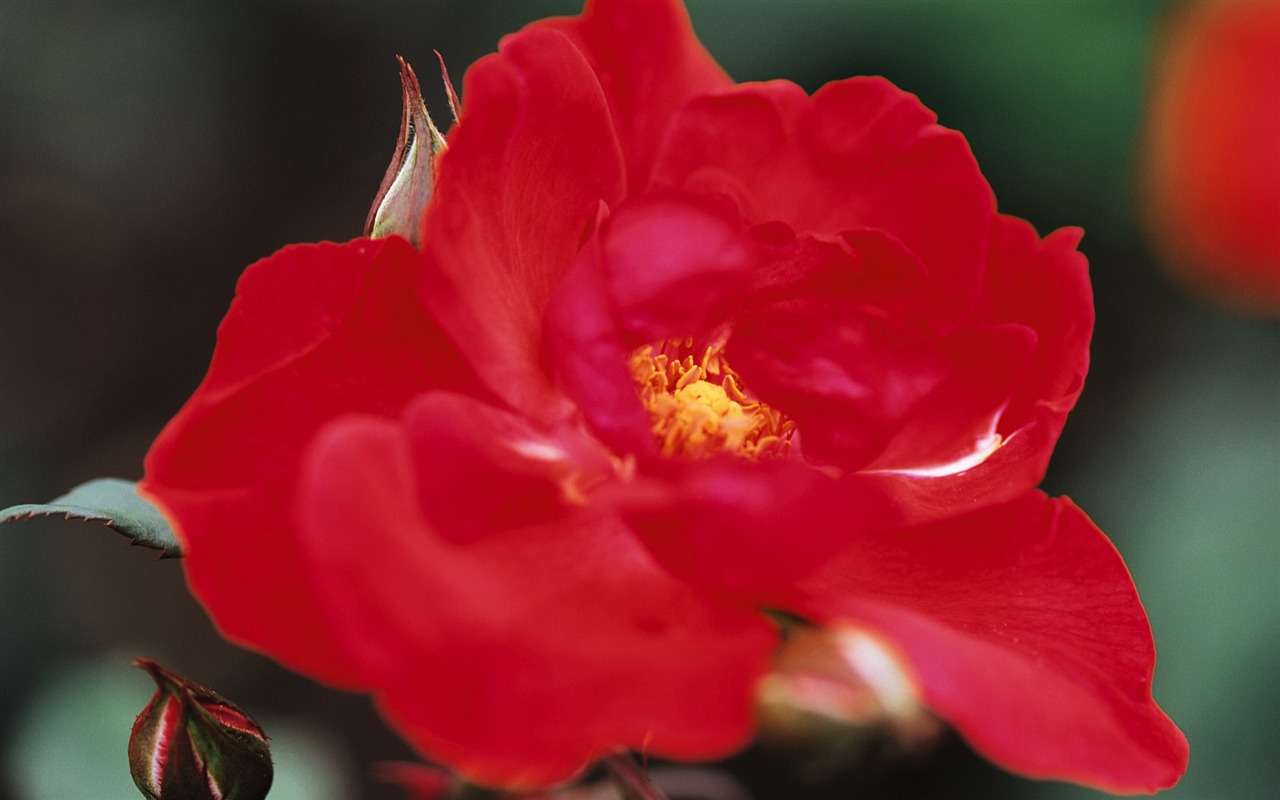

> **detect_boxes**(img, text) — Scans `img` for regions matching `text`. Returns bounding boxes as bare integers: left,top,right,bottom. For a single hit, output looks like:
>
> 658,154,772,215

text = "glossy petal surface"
294,402,776,787
791,492,1188,794
143,237,477,686
537,0,732,189
420,27,626,420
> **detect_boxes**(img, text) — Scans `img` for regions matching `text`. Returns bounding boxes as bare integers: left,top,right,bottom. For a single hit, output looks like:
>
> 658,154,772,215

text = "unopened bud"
365,57,448,247
128,658,273,800
757,625,942,773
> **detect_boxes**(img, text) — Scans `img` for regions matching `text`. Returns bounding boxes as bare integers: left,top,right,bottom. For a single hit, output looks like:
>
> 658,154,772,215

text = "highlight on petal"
864,322,1036,477
536,0,733,189
984,216,1092,435
293,402,777,788
420,26,627,422
790,492,1188,794
726,230,948,472
854,216,1092,525
142,237,478,687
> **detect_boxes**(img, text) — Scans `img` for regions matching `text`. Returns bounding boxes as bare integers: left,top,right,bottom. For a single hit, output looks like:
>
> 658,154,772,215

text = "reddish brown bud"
128,658,273,800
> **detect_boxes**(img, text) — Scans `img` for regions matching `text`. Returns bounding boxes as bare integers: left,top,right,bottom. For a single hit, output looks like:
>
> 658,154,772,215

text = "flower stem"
602,752,670,800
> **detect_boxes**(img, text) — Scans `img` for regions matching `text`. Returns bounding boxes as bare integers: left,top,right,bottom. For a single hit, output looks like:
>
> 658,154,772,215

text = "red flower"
1142,0,1280,312
142,0,1187,792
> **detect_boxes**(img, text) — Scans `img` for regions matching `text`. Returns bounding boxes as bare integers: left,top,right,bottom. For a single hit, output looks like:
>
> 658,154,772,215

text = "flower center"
629,339,795,460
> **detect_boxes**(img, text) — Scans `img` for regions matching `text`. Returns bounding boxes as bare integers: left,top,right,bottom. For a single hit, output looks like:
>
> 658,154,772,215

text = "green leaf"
0,478,181,558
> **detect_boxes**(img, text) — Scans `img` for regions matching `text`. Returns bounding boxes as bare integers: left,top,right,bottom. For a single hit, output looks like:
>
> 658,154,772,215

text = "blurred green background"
2,1,1276,798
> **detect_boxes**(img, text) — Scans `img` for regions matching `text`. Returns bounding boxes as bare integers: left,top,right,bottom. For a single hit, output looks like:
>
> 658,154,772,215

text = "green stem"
602,752,670,800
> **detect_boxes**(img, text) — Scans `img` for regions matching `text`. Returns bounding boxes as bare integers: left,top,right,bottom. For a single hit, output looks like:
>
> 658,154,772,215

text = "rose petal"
728,231,948,472
652,77,995,326
420,26,627,422
789,492,1188,794
985,216,1093,435
544,193,756,458
404,391,615,544
615,460,904,598
536,0,732,190
601,192,755,343
142,237,479,686
866,322,1037,476
542,206,659,459
294,406,777,788
855,216,1093,523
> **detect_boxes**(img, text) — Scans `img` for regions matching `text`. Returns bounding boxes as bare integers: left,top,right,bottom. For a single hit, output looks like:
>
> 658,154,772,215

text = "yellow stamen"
630,341,795,460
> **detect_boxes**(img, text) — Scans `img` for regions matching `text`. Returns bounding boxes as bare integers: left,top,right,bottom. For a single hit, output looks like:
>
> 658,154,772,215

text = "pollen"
630,339,796,460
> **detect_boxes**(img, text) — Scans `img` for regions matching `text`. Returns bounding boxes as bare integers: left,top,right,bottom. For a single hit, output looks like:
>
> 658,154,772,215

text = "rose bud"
757,624,942,773
128,658,273,800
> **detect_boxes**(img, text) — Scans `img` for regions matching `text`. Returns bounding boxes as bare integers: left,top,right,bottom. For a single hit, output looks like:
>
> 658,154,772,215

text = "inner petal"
630,338,796,461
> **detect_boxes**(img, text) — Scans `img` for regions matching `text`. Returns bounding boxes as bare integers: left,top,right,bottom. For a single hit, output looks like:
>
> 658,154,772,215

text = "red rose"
1142,0,1280,312
142,0,1187,792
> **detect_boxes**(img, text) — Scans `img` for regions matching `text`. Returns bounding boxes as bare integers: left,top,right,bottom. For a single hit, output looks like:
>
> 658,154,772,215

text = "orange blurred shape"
1143,0,1280,313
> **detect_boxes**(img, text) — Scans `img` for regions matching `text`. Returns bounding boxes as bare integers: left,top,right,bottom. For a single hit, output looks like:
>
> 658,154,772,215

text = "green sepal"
0,478,182,558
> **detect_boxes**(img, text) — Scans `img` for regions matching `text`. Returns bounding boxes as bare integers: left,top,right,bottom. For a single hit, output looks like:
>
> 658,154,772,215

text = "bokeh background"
2,1,1277,798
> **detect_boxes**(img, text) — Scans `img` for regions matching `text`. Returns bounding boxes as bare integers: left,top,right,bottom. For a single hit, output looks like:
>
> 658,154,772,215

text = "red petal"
294,404,776,788
142,237,477,687
403,391,615,545
854,216,1093,523
651,77,995,326
865,322,1037,476
616,459,904,598
420,26,627,422
601,192,755,343
536,0,732,190
790,492,1188,793
544,193,756,457
727,231,948,471
542,206,660,459
985,216,1093,435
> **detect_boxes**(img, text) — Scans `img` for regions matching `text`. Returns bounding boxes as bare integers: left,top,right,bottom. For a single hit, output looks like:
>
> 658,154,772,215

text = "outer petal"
420,27,627,421
788,492,1188,794
651,77,995,326
141,237,479,687
294,405,777,788
536,0,733,190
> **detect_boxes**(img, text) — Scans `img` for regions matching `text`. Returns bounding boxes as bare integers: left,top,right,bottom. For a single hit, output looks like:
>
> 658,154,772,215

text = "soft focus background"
2,1,1277,798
